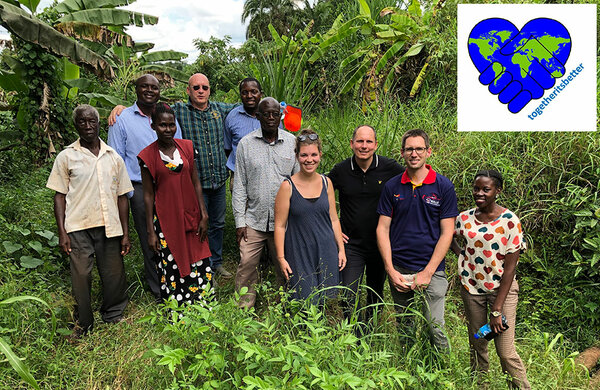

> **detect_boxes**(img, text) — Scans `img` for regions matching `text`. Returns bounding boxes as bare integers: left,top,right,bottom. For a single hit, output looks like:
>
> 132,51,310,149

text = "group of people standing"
46,72,530,388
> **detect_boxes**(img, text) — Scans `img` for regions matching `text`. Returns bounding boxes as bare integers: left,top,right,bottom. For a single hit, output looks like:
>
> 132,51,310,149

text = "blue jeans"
203,183,226,269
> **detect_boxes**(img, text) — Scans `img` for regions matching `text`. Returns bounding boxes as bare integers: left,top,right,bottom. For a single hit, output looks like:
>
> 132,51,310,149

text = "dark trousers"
68,227,128,330
341,245,386,321
130,181,160,298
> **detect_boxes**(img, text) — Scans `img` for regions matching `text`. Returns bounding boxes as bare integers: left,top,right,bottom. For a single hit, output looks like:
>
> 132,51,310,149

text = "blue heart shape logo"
468,18,571,113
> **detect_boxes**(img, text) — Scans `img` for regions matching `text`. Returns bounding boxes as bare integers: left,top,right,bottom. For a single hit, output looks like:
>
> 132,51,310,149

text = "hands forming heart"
468,18,571,113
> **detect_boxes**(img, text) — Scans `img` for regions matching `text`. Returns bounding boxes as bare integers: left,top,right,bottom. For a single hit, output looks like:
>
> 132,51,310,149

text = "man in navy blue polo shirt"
328,125,404,323
376,129,458,350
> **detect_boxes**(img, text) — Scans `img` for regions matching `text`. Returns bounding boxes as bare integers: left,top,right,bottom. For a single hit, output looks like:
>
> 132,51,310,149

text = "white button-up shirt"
46,139,133,238
232,128,299,232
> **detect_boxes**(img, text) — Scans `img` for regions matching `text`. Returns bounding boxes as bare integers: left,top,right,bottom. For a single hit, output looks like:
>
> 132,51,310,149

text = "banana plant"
0,0,113,77
307,0,443,106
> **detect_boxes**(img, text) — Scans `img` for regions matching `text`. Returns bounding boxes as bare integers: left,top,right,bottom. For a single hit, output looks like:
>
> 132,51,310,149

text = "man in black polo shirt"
328,125,404,322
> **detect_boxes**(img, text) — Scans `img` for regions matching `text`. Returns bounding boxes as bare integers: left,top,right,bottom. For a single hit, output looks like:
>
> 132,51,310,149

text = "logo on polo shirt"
393,194,405,201
423,193,441,207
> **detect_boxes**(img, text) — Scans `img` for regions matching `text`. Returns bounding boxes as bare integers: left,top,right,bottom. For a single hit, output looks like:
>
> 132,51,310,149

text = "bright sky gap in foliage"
0,0,255,62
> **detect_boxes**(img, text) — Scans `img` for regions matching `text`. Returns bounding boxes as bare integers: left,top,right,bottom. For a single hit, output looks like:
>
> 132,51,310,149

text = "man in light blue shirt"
108,74,182,300
224,78,262,190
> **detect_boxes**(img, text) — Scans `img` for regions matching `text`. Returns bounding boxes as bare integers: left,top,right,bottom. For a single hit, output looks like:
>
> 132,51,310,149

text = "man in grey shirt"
232,97,299,308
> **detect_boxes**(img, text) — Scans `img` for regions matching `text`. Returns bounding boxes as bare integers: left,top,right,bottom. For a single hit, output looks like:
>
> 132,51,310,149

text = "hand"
278,257,293,281
108,105,127,126
412,270,433,291
120,235,131,256
58,231,71,254
197,219,208,242
341,232,349,244
490,314,506,334
236,227,247,244
387,268,410,292
338,251,347,271
148,232,161,253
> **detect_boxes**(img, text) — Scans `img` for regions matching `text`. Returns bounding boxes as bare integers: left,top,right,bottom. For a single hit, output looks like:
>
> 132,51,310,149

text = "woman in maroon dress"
138,103,212,305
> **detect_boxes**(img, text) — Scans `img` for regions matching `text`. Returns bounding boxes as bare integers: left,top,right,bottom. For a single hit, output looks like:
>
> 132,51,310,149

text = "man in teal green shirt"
172,73,236,278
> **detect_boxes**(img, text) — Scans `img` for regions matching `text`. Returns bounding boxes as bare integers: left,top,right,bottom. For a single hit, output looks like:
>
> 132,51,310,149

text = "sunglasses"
192,85,210,91
298,133,319,142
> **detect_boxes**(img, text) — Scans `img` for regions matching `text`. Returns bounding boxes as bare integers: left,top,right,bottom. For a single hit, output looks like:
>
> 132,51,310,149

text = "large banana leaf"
58,9,158,27
0,69,27,92
15,0,39,14
132,42,154,52
64,77,92,90
140,64,189,83
0,2,113,77
81,92,130,107
55,21,134,47
54,0,136,13
308,20,360,63
139,50,188,63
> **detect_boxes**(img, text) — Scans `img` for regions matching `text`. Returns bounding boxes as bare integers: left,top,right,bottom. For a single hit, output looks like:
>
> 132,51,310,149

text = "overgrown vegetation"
0,0,599,388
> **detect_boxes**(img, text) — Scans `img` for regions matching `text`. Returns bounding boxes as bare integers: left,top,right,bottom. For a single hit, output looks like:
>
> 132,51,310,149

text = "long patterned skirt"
153,215,213,306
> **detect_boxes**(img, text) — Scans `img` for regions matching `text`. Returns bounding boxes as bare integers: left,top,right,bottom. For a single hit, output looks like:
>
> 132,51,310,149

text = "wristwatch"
491,311,502,318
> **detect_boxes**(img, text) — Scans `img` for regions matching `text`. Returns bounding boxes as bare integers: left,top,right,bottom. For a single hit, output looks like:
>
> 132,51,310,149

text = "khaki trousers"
235,227,283,308
461,281,531,389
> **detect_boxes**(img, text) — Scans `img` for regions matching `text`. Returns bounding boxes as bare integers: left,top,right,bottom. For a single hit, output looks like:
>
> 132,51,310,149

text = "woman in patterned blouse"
451,169,530,390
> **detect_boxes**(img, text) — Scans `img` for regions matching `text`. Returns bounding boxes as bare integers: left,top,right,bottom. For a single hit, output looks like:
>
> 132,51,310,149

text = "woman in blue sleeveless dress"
274,129,346,304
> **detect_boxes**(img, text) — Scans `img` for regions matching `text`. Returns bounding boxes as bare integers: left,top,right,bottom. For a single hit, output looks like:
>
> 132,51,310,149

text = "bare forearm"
450,238,462,256
191,164,208,219
117,195,129,236
332,219,345,254
376,226,394,273
492,253,519,312
53,193,67,235
274,226,286,259
424,231,453,275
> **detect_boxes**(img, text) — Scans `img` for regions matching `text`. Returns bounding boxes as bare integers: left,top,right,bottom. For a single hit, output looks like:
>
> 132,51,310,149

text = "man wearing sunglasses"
376,129,458,351
232,97,299,308
171,73,237,279
328,125,404,326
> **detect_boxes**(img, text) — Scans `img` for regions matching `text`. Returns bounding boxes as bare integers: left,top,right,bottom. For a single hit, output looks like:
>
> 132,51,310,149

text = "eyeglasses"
259,111,281,118
402,147,427,155
298,133,319,142
192,85,209,91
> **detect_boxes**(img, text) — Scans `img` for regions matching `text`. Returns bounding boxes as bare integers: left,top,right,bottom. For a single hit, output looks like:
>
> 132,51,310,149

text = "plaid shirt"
172,100,236,189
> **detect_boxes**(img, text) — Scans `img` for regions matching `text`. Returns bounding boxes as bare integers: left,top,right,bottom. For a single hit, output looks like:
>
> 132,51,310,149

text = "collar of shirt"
254,128,285,144
132,101,152,122
239,106,256,118
70,138,111,158
400,164,437,186
185,98,211,112
350,154,379,172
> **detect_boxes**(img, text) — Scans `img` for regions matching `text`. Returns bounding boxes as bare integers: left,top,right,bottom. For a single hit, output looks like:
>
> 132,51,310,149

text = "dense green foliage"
0,0,598,388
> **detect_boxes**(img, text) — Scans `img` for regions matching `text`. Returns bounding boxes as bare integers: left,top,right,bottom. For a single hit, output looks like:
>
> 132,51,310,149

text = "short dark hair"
295,129,322,156
151,102,175,123
401,129,430,149
135,73,158,88
474,169,504,189
352,124,377,141
239,77,262,92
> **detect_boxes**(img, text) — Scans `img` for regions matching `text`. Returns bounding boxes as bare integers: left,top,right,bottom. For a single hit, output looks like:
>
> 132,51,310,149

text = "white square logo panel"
457,4,597,131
